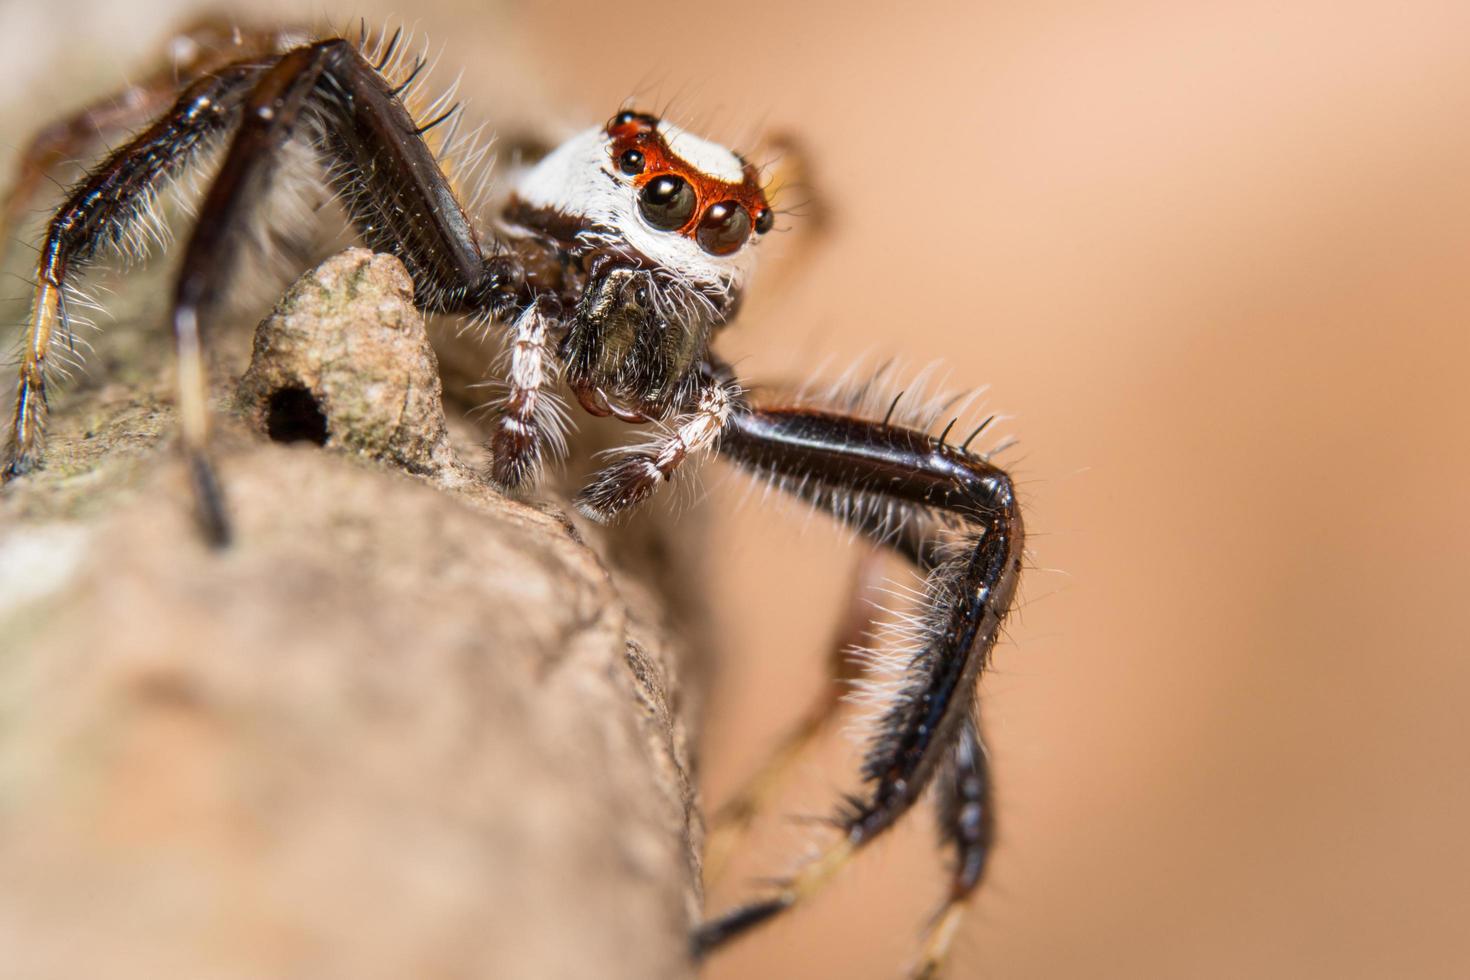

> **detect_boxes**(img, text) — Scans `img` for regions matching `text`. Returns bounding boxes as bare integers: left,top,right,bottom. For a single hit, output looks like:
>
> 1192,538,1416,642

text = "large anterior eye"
696,201,751,256
638,175,697,230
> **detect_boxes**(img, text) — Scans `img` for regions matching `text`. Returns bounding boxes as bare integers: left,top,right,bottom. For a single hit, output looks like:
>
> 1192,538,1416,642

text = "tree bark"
0,249,705,980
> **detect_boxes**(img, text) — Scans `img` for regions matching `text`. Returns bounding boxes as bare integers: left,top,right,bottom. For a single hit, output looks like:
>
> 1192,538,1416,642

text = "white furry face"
509,113,773,297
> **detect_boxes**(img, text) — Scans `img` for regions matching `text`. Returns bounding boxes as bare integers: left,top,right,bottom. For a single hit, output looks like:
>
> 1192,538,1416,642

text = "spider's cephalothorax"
0,23,1024,980
485,109,775,485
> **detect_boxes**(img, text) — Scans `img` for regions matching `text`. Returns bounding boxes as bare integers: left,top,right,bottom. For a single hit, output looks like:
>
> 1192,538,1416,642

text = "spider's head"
508,110,774,300
506,111,774,413
602,110,773,263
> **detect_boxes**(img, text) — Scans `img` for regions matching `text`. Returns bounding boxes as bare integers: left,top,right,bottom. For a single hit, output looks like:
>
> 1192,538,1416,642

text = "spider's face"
509,110,773,296
603,111,773,258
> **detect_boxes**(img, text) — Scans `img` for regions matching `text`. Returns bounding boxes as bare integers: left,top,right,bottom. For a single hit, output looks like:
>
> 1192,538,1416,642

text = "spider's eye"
618,149,645,175
696,201,751,255
638,175,697,230
754,208,774,235
609,109,656,133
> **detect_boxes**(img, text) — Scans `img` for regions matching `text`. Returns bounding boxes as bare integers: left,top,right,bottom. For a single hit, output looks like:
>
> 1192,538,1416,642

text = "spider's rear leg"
0,82,175,255
694,397,1022,978
702,547,886,885
149,37,503,542
0,19,301,255
3,64,263,485
7,31,502,542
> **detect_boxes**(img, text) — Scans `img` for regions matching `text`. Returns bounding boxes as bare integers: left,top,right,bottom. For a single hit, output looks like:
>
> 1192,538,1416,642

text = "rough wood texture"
0,249,705,980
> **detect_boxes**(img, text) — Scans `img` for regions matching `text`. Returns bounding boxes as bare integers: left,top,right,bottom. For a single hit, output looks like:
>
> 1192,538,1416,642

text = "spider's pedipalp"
574,374,738,523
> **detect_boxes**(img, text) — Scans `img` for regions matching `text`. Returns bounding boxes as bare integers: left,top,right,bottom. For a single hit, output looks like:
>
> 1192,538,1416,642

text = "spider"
0,20,1024,980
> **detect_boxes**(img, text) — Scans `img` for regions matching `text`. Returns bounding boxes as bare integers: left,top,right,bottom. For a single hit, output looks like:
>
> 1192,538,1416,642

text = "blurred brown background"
3,0,1468,977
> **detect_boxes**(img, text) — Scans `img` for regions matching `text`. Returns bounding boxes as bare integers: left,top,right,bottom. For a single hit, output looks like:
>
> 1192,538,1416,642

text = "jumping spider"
1,21,1024,980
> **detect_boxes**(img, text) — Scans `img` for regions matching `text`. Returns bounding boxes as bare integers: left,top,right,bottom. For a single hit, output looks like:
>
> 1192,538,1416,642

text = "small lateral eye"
613,110,638,127
638,175,697,230
696,201,751,256
754,208,774,235
618,149,645,175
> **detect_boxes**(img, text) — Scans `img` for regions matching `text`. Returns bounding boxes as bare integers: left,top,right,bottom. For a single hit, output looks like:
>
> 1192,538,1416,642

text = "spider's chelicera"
0,22,1023,980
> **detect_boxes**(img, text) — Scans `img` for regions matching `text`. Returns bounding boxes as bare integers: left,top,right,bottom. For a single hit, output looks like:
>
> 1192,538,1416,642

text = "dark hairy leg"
0,19,303,257
6,32,510,543
694,392,1022,979
3,65,263,485
169,37,500,542
914,714,993,979
0,82,179,253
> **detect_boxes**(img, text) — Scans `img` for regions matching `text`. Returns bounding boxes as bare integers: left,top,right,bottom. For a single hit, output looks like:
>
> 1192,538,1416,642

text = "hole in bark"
266,385,328,446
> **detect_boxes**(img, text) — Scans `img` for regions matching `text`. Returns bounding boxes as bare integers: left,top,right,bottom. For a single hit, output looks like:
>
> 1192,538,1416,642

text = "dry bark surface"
0,249,705,980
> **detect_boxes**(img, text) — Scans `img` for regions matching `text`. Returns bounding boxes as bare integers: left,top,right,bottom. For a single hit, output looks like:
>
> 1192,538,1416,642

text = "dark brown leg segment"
694,396,1022,976
0,82,179,252
0,19,303,256
913,714,993,979
3,65,263,484
31,36,496,543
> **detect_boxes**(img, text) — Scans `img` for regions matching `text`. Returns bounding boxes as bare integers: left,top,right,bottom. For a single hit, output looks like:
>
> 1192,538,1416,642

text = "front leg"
4,33,512,543
695,389,1023,979
914,713,993,979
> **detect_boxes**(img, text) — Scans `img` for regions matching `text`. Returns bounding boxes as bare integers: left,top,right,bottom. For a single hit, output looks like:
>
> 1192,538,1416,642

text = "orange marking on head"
606,111,773,254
